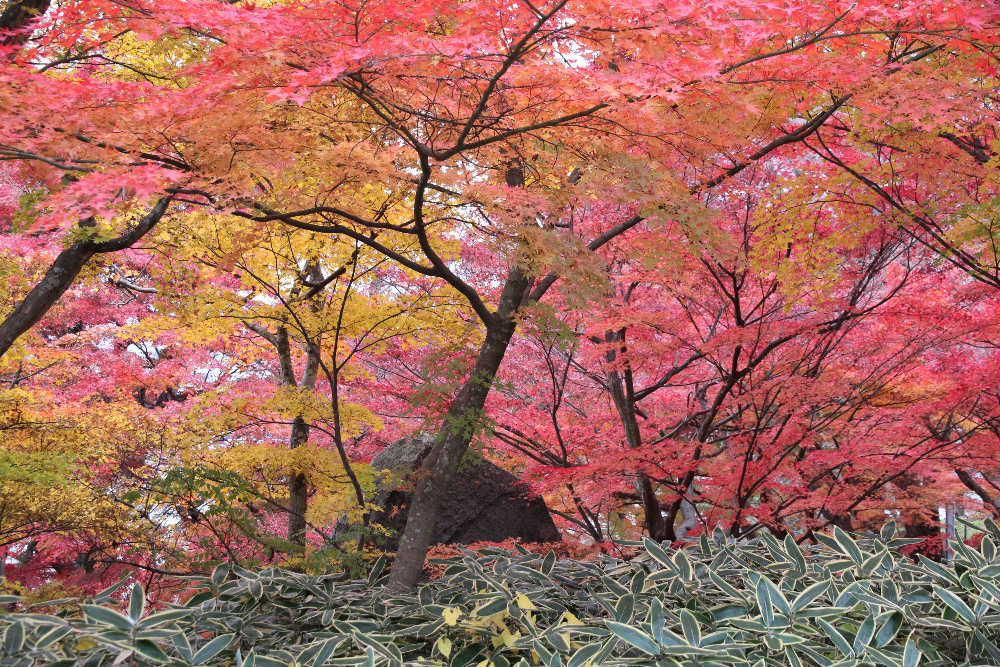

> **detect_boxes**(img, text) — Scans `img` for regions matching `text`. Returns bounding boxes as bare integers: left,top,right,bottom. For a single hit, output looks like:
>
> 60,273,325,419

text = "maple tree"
0,0,997,595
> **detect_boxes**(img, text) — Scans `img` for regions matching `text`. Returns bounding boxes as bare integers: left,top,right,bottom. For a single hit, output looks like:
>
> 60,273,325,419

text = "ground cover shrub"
4,522,1000,666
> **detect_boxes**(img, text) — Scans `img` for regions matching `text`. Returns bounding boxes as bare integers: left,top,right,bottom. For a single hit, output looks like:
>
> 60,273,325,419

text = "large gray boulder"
366,433,560,548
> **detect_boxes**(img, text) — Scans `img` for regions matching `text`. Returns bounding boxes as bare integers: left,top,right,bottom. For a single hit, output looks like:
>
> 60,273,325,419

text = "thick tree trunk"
386,323,516,589
387,266,531,590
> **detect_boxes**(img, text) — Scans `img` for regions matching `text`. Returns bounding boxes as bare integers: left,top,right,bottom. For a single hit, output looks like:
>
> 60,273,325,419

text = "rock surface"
367,433,560,547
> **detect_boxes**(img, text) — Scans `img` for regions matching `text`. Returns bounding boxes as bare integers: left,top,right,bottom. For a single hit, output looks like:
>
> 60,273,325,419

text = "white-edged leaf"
128,582,145,622
817,619,854,658
679,609,701,647
3,622,24,655
567,641,603,667
192,633,235,665
605,621,661,656
138,609,192,629
784,534,806,572
792,580,830,612
833,526,864,564
643,538,674,570
933,586,977,624
82,604,134,631
902,633,921,667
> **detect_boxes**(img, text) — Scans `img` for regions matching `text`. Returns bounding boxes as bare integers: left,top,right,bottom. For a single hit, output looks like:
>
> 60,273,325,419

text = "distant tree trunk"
272,326,320,547
902,513,939,539
900,508,942,558
287,416,310,545
943,502,960,562
675,498,699,540
604,331,671,542
956,468,1000,517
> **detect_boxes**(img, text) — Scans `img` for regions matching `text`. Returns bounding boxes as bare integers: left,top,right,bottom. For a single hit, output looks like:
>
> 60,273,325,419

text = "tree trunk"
943,502,959,562
605,354,671,541
386,266,530,590
675,498,699,540
0,199,170,359
273,326,319,547
0,243,96,357
287,416,310,545
0,0,50,46
956,468,1000,517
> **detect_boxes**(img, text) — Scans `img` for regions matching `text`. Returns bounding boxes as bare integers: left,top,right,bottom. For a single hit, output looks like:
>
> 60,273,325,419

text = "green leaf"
3,622,24,656
792,580,830,612
784,646,803,667
817,619,854,657
880,521,897,541
659,645,718,657
649,598,665,644
477,597,508,616
353,630,402,664
134,639,170,663
567,641,603,667
709,571,746,601
366,555,388,585
312,637,345,666
546,629,570,653
874,611,902,647
679,609,701,647
858,551,885,577
34,625,71,648
171,633,193,661
933,586,977,624
833,526,864,564
642,537,674,571
614,593,635,622
210,564,230,587
605,621,661,656
92,576,130,604
673,550,693,581
192,633,235,665
138,609,193,629
980,564,1000,577
755,577,774,627
852,614,876,654
82,604,134,631
917,554,960,585
128,582,145,622
759,576,792,616
902,633,921,667
710,604,748,621
784,534,806,572
542,550,557,575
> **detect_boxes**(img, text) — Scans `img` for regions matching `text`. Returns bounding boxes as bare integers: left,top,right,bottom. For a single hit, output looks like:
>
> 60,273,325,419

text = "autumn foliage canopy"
0,0,997,594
